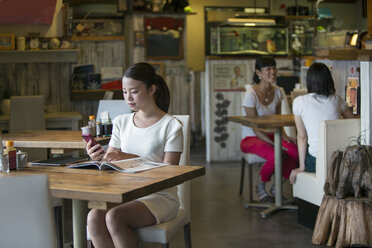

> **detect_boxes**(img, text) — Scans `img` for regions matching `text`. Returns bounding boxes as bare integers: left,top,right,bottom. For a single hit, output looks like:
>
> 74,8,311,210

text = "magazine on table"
67,157,168,173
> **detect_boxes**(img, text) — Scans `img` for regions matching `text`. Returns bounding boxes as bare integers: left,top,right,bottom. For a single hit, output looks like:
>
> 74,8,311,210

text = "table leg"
259,129,282,217
260,129,297,218
72,199,88,248
274,129,283,207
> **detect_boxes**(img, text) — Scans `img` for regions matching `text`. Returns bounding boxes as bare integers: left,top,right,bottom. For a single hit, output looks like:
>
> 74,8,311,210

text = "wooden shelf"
70,36,125,41
329,48,372,61
0,49,79,63
71,89,123,101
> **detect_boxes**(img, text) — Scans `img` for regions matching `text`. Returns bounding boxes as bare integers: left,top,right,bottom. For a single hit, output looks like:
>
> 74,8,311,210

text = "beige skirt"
138,186,180,224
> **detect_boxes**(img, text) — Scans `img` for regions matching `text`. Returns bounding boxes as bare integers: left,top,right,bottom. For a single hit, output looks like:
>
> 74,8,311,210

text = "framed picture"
0,33,15,50
149,62,164,78
145,29,183,60
144,17,184,60
212,64,246,91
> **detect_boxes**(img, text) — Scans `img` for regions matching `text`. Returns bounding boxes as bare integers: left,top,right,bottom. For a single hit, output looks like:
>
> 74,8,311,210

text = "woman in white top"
241,56,298,202
85,62,183,248
290,62,354,184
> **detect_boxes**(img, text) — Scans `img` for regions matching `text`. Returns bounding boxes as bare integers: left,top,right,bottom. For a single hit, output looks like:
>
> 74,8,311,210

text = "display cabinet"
287,17,314,55
208,24,289,56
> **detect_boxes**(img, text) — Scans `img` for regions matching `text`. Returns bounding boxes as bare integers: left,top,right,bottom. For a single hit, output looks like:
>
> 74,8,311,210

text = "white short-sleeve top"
109,113,183,162
241,84,283,138
109,113,183,222
292,93,347,157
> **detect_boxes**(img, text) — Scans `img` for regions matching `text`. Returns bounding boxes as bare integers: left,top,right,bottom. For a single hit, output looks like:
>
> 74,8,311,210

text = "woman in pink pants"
240,56,298,202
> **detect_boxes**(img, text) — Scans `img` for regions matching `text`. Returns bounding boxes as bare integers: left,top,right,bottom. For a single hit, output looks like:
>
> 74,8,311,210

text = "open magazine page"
67,161,101,169
103,157,168,173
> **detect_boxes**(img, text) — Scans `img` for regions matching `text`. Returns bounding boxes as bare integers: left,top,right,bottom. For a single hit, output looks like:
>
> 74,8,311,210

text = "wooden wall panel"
0,62,74,116
38,63,50,102
15,64,27,96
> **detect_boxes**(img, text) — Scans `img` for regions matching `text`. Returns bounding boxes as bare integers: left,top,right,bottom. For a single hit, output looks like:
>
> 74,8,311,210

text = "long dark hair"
252,56,276,84
124,62,170,112
306,62,335,97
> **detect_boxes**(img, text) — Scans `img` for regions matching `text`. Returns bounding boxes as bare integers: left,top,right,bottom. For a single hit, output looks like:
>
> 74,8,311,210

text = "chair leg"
239,158,245,195
183,223,192,248
54,206,63,248
248,163,253,204
162,243,170,248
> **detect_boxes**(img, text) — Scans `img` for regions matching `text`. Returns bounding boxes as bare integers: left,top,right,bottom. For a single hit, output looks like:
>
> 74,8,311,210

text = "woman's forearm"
297,135,307,171
104,147,139,161
253,129,274,146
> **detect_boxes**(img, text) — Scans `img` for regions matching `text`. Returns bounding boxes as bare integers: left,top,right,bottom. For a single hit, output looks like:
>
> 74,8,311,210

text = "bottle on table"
96,119,103,137
0,130,8,173
88,115,97,137
4,141,16,171
103,117,113,136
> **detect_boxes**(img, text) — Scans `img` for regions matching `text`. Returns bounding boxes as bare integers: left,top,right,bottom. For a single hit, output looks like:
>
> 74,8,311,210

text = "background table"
0,111,82,131
1,130,110,154
229,114,297,217
1,165,205,248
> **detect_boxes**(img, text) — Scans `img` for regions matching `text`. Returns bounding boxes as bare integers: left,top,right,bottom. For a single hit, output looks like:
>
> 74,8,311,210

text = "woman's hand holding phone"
83,134,105,160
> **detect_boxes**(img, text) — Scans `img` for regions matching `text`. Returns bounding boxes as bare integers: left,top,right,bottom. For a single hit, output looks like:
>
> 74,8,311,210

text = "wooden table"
229,114,297,217
1,130,110,154
0,111,82,131
0,165,205,248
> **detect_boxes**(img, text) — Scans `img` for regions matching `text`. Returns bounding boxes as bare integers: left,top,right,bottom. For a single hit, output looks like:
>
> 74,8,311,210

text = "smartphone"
82,134,104,154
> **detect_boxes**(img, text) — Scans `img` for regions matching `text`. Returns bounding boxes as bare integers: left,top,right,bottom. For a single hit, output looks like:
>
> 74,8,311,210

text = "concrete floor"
142,146,320,248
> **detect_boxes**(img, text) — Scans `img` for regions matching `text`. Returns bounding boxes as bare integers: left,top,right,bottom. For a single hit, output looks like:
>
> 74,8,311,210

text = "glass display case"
288,19,314,55
209,25,289,56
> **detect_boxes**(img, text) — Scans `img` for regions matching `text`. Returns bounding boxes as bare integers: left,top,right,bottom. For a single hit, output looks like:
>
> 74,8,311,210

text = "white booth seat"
279,87,296,139
293,118,361,206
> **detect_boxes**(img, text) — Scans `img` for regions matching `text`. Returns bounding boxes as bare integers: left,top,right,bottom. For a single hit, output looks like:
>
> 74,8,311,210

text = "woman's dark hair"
252,56,276,84
124,62,170,112
306,62,335,97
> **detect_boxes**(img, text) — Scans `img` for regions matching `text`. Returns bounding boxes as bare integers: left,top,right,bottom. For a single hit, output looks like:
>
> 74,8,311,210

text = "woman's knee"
105,207,128,235
87,209,106,236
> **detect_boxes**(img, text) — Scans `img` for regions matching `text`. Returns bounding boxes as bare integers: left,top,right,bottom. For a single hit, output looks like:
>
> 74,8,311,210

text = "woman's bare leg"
87,209,115,248
106,200,156,248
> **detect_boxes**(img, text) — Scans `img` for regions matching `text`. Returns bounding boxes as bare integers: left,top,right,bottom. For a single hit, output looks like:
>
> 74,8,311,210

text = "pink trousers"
240,134,299,182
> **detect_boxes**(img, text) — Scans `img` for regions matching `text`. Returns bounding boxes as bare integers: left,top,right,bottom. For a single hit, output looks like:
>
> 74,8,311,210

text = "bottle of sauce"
0,130,8,173
96,119,103,137
5,141,16,170
88,115,96,137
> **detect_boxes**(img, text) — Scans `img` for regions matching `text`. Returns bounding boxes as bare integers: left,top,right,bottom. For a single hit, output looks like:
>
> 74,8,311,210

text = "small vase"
1,98,10,115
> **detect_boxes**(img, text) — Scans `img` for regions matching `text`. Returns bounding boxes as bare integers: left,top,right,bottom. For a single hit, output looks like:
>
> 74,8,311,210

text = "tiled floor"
141,146,321,248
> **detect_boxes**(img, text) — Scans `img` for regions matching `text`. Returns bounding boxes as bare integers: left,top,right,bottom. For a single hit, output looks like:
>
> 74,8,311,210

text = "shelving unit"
70,36,124,41
0,49,78,63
